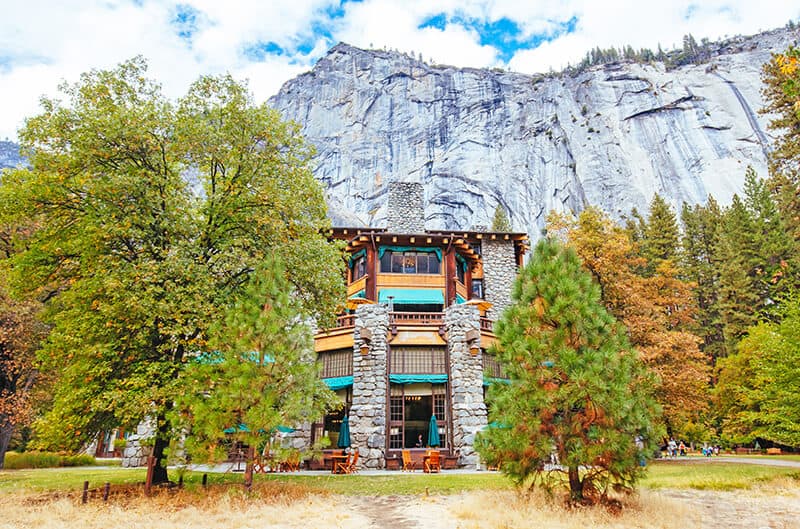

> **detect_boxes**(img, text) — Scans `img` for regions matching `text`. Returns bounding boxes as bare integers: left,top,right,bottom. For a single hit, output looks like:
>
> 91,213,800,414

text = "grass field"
2,460,798,495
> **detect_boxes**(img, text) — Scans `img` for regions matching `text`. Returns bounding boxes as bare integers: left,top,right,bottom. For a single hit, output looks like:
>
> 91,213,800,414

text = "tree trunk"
568,465,583,502
0,423,14,470
150,415,171,484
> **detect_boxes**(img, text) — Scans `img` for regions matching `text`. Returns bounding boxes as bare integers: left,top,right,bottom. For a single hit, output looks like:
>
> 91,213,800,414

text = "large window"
391,346,446,374
471,279,484,299
351,254,367,281
380,250,440,274
312,388,352,447
318,349,353,378
389,384,448,449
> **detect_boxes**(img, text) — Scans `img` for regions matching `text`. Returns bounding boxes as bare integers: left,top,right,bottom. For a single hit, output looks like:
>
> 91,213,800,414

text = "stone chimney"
386,182,425,233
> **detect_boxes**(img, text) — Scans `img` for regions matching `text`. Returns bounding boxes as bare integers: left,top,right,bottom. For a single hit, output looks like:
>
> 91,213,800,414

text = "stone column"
445,304,487,467
350,304,390,468
482,239,517,320
121,416,156,468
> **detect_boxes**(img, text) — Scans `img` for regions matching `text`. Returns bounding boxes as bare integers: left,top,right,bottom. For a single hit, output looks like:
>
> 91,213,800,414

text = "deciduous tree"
0,59,344,482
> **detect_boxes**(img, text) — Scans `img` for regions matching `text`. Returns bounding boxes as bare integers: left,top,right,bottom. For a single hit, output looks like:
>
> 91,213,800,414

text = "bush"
3,451,96,469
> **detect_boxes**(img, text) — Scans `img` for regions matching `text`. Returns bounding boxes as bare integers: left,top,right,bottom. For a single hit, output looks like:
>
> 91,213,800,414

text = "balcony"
480,317,494,332
390,311,444,325
333,314,355,329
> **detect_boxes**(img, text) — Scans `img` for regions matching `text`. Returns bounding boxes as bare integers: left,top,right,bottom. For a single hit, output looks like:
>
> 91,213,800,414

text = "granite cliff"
269,27,798,234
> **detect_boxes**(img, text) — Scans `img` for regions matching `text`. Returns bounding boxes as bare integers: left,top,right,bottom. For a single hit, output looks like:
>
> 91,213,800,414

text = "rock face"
0,141,23,171
270,28,798,235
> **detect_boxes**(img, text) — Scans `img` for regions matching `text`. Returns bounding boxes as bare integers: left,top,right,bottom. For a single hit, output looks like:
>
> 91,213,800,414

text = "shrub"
4,451,96,469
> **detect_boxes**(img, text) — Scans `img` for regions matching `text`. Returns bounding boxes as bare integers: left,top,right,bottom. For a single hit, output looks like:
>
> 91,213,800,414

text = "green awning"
323,375,354,390
379,288,444,305
389,374,448,384
456,294,466,304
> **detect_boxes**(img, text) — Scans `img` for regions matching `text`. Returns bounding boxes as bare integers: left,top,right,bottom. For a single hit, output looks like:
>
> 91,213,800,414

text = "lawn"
2,460,798,496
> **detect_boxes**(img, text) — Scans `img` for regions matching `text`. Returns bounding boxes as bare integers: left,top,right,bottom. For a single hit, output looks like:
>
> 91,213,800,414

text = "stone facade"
444,304,487,467
350,304,390,468
121,416,156,468
482,239,517,320
386,182,426,233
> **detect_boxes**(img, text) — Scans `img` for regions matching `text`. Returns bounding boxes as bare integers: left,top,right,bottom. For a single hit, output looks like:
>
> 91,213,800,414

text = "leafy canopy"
0,58,344,480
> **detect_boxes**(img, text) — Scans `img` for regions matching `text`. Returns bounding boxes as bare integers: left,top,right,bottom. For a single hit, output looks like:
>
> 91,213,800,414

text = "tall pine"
477,238,659,503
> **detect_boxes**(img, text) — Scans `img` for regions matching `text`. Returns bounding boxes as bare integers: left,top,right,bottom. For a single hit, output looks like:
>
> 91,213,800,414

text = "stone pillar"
482,239,517,320
386,182,425,233
445,304,487,467
350,304,390,468
121,416,156,468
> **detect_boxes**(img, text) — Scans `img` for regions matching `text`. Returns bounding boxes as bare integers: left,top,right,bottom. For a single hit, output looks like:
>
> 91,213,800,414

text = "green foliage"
0,58,344,480
717,297,800,447
641,194,680,272
491,205,512,232
2,451,95,469
174,254,339,463
477,238,659,502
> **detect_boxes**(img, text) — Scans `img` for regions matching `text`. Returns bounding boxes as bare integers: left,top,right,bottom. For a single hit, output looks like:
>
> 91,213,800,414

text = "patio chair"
424,450,441,473
402,450,416,471
336,449,360,474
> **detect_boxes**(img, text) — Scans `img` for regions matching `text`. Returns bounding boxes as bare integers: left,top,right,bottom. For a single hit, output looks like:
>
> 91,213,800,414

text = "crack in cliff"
710,71,771,159
623,94,704,120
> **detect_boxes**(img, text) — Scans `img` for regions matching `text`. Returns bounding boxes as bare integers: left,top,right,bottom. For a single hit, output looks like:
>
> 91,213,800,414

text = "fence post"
144,455,155,496
202,473,208,487
178,475,183,489
82,481,89,504
103,482,110,502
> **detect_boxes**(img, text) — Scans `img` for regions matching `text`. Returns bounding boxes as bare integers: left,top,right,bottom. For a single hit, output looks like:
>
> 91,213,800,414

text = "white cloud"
0,0,798,140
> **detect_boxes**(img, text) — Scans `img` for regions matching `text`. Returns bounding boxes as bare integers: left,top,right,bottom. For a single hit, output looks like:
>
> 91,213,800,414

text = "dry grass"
0,481,370,529
450,489,699,529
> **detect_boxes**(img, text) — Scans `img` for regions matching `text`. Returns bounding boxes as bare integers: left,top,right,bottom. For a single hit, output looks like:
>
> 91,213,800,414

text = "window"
318,349,352,378
312,388,352,446
391,346,446,374
471,279,484,299
389,383,448,449
380,250,440,274
351,254,367,281
456,255,466,284
482,352,505,379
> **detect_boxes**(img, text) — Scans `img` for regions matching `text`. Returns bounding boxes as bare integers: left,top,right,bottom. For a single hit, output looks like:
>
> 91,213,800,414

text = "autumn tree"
0,282,48,468
477,238,659,504
761,46,800,239
174,255,339,481
0,59,344,483
549,208,709,438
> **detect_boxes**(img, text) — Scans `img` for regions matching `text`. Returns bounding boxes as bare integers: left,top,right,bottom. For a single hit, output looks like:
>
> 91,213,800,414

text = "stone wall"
121,417,156,468
350,304,390,468
445,304,487,467
482,239,517,320
386,182,425,233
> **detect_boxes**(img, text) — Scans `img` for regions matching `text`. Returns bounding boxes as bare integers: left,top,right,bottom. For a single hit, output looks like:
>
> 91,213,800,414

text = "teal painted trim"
350,290,365,299
378,246,442,262
348,248,366,267
456,254,468,272
323,375,354,390
483,376,511,386
378,288,444,304
456,294,466,304
389,374,448,384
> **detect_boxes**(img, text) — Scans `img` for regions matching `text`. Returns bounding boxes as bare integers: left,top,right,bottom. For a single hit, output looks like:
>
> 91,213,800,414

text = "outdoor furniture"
402,450,416,471
331,453,349,474
335,449,359,474
423,450,441,473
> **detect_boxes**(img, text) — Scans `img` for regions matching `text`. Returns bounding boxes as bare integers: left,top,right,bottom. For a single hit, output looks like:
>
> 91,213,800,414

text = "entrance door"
389,383,447,449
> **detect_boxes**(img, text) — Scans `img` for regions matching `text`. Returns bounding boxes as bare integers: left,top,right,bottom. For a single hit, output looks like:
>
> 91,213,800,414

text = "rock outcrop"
270,27,798,234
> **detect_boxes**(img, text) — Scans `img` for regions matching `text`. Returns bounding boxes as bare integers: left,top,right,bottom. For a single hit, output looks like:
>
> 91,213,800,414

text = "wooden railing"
334,314,355,328
480,317,494,332
390,312,444,325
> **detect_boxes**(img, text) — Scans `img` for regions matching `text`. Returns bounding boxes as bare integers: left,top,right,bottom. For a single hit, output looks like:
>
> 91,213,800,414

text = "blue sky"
0,0,798,140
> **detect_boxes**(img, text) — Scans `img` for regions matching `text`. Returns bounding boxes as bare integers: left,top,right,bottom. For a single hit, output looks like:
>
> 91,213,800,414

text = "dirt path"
657,488,800,529
349,495,458,529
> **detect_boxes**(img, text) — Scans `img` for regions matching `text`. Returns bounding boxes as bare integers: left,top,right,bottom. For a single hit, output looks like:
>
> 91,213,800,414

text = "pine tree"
641,194,680,272
681,198,726,361
491,204,512,231
477,238,659,503
175,255,339,475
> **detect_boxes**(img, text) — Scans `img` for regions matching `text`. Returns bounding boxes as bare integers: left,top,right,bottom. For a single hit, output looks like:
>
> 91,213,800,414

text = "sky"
1,0,798,141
